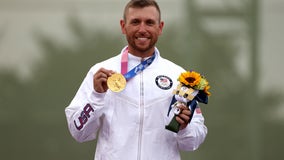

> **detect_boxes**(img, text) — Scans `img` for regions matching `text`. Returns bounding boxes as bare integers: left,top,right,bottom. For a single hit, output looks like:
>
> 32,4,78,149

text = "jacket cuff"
89,90,106,107
177,126,189,136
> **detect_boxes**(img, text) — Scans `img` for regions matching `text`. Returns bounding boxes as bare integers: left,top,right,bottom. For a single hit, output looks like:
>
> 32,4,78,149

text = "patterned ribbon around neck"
121,47,156,81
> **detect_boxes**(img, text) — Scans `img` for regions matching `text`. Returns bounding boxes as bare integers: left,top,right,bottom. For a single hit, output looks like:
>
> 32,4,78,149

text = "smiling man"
65,0,208,160
120,2,164,57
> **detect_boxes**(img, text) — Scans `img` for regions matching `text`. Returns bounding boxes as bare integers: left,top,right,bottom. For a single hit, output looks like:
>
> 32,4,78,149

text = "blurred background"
0,0,283,160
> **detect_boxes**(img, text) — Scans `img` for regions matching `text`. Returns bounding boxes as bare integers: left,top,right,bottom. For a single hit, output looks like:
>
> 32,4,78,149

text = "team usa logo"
74,104,94,130
155,75,173,90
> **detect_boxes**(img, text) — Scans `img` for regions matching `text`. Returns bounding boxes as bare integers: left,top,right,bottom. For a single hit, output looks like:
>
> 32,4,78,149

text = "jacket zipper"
137,71,144,160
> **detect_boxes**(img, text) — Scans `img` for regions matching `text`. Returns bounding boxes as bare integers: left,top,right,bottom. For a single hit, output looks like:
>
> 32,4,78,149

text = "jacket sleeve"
65,67,105,143
176,105,208,151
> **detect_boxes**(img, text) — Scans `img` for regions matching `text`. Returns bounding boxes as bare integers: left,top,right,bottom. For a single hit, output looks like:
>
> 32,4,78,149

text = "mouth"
136,37,150,42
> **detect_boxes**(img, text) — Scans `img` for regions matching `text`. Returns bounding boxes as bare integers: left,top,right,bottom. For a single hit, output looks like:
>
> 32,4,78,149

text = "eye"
183,93,188,98
130,19,140,25
146,19,155,26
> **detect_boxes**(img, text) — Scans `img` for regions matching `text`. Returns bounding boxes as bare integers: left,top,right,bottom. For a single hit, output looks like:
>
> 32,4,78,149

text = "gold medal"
107,73,127,92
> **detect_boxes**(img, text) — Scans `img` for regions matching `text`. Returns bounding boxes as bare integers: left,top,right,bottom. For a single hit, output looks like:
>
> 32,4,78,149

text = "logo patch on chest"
155,75,173,90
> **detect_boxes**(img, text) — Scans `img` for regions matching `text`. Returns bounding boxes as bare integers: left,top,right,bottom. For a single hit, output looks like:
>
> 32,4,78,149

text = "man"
65,0,207,160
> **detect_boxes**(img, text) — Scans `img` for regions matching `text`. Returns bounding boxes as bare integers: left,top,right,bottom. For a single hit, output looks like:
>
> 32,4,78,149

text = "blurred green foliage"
1,4,284,160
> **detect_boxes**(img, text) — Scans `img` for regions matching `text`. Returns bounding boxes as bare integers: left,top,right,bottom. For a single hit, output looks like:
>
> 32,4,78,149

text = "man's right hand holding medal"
93,68,115,93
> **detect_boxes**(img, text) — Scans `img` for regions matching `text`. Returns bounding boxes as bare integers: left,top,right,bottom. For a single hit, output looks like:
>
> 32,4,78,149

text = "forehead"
125,6,160,21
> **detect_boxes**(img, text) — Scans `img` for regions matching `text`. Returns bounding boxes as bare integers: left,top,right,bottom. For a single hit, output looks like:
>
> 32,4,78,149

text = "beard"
126,35,158,54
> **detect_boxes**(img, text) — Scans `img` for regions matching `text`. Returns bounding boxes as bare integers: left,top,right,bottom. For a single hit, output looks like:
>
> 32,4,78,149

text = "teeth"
137,37,148,41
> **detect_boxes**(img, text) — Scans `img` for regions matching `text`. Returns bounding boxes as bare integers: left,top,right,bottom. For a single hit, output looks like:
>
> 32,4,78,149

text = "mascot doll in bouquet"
165,71,211,133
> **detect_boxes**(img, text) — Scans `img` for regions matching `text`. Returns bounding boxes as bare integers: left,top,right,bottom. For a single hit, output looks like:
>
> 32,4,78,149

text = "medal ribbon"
121,47,156,81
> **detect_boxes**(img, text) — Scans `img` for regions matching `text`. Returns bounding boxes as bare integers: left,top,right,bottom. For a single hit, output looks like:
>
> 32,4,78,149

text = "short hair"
123,0,161,22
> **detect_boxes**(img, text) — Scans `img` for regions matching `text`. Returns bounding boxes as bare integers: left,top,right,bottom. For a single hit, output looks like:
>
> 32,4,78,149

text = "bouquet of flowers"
165,71,211,133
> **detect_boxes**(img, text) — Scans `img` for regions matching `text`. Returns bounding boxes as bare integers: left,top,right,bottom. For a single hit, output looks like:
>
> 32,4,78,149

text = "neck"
128,47,155,58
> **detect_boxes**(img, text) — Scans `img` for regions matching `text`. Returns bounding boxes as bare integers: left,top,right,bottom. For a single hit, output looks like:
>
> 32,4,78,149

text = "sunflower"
204,85,211,96
178,71,201,87
178,71,211,96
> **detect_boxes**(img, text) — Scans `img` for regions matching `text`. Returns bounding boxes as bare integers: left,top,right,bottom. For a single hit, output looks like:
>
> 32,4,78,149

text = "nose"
138,23,147,33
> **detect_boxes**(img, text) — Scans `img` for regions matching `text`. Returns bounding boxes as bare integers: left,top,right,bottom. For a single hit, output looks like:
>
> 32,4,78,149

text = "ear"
158,21,164,35
120,19,126,34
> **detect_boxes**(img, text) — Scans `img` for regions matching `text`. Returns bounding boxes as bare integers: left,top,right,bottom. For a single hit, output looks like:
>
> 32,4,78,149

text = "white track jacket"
65,47,207,160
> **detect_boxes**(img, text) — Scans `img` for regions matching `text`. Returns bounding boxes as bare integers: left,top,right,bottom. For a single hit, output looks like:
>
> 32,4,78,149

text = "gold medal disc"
107,73,127,92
